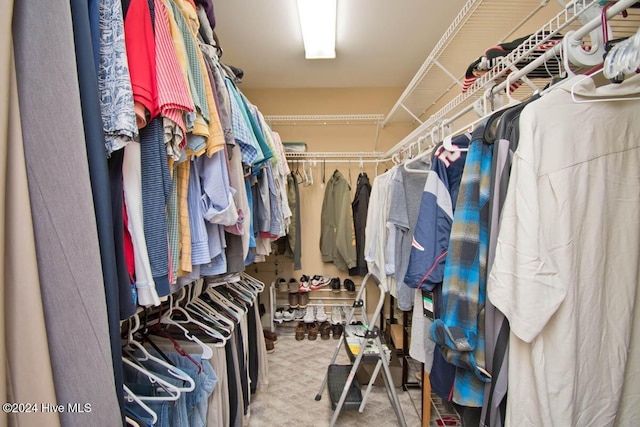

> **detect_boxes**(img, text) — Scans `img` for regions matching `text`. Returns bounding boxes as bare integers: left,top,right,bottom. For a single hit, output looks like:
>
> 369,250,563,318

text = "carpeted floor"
248,330,423,427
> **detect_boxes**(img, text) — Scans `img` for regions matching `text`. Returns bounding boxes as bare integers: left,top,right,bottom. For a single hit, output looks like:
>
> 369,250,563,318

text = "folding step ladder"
315,273,407,427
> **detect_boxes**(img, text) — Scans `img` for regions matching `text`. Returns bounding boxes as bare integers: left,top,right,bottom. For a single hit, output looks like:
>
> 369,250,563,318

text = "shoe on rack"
289,278,300,293
303,306,316,323
263,329,277,343
294,308,305,321
283,308,295,322
310,275,331,290
308,322,319,341
332,324,344,339
274,308,284,323
295,322,306,341
265,338,275,353
299,275,311,293
276,277,288,293
319,322,331,340
344,278,356,294
289,292,299,308
330,277,341,293
341,306,349,324
298,292,309,308
316,302,328,323
330,305,343,325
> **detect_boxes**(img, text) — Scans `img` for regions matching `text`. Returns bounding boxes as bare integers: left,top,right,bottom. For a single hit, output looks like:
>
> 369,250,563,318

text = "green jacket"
320,170,357,270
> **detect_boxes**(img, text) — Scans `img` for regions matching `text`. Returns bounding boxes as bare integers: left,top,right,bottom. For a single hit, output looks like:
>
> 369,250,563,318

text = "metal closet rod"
382,0,637,161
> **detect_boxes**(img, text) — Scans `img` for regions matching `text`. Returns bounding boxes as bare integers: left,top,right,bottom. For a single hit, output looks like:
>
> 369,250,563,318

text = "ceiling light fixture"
297,0,337,59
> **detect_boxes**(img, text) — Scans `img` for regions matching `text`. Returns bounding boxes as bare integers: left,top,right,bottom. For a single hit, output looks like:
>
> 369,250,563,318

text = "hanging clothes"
320,170,357,271
431,132,493,408
488,74,640,427
349,172,371,277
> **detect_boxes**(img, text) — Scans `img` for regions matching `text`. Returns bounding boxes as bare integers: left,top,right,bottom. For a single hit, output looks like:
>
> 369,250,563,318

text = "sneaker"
299,275,311,293
341,306,349,324
288,278,299,293
316,302,328,323
274,308,284,323
265,338,275,353
295,322,306,341
303,306,315,323
331,305,343,325
309,275,331,290
294,308,305,321
330,277,341,293
298,292,309,308
344,278,356,294
276,277,288,293
308,322,319,340
319,322,331,340
283,308,295,322
288,292,299,308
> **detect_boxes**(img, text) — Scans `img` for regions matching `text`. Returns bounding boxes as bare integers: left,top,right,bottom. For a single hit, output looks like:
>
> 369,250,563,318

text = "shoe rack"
268,279,361,333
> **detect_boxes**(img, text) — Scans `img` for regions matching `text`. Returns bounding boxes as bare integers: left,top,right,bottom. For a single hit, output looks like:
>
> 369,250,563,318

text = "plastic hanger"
123,385,158,424
158,293,218,356
403,136,433,174
570,68,640,103
124,314,196,391
121,355,183,402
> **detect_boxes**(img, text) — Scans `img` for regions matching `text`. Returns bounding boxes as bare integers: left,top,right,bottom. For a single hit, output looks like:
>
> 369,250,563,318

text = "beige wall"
241,87,411,297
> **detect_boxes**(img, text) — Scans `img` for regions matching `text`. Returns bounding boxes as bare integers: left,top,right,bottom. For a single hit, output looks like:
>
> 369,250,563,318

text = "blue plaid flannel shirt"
430,137,493,407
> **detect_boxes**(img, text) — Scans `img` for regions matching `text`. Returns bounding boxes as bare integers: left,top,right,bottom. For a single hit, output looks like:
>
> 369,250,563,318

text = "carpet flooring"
248,328,424,427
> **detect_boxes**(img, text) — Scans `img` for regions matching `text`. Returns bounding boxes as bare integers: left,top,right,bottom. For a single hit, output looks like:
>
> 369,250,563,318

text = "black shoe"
344,279,356,294
330,277,341,293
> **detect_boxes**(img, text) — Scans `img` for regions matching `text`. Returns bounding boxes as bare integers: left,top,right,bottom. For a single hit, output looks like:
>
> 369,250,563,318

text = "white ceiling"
213,0,469,89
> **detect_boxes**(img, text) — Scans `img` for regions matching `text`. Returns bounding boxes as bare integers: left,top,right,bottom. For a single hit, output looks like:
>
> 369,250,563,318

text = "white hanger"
121,358,183,402
125,314,196,391
159,293,217,357
571,69,640,103
403,136,433,174
123,385,158,424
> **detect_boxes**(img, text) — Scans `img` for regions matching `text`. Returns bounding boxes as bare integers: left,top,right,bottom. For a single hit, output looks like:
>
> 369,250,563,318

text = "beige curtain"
1,2,60,426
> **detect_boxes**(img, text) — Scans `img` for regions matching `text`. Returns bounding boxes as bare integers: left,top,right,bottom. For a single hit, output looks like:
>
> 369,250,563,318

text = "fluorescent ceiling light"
297,0,337,59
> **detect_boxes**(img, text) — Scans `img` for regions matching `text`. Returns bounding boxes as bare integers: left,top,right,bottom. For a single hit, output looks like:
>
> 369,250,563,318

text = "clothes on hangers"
364,168,395,290
488,73,640,426
320,170,358,271
350,172,371,277
386,160,430,311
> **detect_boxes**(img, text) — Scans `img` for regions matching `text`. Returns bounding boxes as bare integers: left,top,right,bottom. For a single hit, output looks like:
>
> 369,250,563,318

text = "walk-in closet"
2,1,640,426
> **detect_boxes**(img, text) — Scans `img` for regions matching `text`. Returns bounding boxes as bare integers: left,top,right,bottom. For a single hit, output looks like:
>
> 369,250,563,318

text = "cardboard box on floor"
355,350,403,389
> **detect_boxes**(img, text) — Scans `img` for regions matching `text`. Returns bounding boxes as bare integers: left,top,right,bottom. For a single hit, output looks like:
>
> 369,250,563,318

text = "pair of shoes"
330,277,341,292
332,324,344,339
289,292,299,308
299,292,309,308
331,305,344,325
263,329,277,342
304,306,315,323
295,322,306,341
319,322,332,340
344,279,356,294
265,338,275,353
288,278,299,293
308,322,319,340
275,277,288,293
299,275,311,292
310,275,331,290
283,308,295,322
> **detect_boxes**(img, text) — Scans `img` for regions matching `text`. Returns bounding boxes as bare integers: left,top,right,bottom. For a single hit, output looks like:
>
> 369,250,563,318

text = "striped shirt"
153,0,193,143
